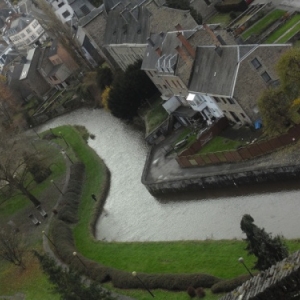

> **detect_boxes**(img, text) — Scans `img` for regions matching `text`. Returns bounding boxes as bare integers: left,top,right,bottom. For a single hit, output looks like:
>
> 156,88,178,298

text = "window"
62,10,71,18
58,2,64,7
32,20,39,28
51,75,58,81
261,71,271,83
229,111,240,123
21,33,26,38
26,28,32,34
177,80,183,88
37,27,44,34
228,98,235,104
251,58,261,69
240,113,246,118
148,71,153,77
25,38,30,44
214,97,220,103
30,34,36,40
80,4,90,15
222,98,227,104
172,80,178,88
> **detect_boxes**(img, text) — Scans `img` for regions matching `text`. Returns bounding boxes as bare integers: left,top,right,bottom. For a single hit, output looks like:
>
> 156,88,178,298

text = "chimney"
155,47,162,57
147,37,155,47
203,23,221,47
175,23,183,32
175,45,192,68
176,32,196,59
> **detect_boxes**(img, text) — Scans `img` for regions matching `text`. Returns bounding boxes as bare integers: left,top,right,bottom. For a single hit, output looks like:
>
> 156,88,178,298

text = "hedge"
211,274,251,293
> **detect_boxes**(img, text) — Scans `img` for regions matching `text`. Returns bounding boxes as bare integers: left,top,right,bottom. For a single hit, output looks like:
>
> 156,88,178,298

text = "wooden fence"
176,125,300,168
220,250,300,300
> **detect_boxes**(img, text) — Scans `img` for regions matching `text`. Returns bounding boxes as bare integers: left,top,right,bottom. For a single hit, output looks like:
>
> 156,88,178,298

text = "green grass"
198,136,242,154
265,14,300,43
208,13,232,26
144,98,168,135
276,22,300,43
242,9,286,40
2,125,300,299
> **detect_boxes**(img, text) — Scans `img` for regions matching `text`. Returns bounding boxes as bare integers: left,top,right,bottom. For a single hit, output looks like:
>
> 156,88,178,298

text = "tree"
0,75,21,128
257,87,293,135
36,0,90,70
240,214,288,271
0,226,26,269
108,60,158,120
276,47,300,98
0,135,50,207
97,66,113,90
34,251,114,300
101,86,111,110
165,0,202,24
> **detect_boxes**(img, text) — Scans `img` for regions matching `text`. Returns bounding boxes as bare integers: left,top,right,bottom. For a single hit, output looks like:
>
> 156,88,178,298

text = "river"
38,108,300,242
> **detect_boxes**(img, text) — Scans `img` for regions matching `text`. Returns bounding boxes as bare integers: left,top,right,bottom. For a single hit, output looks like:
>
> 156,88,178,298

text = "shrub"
187,286,196,297
211,274,251,293
195,287,206,298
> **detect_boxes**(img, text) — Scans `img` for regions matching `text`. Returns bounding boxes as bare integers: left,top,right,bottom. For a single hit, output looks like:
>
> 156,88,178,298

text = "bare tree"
0,135,52,207
36,0,90,70
0,226,26,269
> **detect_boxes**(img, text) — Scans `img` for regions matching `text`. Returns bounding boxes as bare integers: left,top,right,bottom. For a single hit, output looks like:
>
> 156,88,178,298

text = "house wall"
55,43,79,72
8,19,45,49
211,95,251,124
146,70,189,99
106,44,146,71
50,0,74,23
22,48,51,97
234,45,291,123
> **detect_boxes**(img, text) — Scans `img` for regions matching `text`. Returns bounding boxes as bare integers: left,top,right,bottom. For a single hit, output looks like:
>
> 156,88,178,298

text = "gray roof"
78,5,104,26
6,15,34,36
68,0,95,19
103,0,147,14
104,5,150,45
48,39,58,57
189,45,238,96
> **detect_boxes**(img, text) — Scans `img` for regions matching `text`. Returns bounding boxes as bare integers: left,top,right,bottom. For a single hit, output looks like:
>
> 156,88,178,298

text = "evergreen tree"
34,251,114,300
240,214,288,271
108,60,158,120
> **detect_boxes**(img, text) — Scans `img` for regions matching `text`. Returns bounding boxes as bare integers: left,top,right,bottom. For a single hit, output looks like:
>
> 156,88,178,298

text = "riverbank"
142,127,300,195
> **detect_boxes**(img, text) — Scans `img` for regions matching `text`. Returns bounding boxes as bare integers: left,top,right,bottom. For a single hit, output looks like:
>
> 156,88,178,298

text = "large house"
4,14,47,50
78,0,198,70
142,24,291,126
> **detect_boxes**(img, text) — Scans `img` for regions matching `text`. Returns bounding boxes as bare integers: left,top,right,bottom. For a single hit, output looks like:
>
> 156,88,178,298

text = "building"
189,43,291,124
4,14,47,50
38,39,79,89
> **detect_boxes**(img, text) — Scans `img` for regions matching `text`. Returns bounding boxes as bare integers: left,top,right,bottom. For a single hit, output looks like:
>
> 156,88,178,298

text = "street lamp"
73,251,88,271
132,271,154,298
42,231,56,249
61,150,73,164
50,180,63,195
238,257,254,277
30,124,40,138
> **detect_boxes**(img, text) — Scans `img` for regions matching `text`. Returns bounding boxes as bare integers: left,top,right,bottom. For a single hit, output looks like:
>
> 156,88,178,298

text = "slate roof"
68,0,95,19
189,45,238,96
104,5,150,45
6,15,34,36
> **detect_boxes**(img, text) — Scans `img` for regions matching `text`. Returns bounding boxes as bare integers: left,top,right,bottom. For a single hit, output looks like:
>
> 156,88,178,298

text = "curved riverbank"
38,108,300,242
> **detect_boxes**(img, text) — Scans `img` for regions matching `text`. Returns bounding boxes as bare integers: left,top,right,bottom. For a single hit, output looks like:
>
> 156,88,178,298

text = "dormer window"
261,71,271,83
251,58,261,69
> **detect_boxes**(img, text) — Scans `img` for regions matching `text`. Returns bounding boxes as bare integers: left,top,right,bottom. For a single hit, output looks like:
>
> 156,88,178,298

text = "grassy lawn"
265,15,300,43
1,126,300,299
198,136,242,154
276,22,300,43
208,13,232,26
241,9,286,40
144,97,168,135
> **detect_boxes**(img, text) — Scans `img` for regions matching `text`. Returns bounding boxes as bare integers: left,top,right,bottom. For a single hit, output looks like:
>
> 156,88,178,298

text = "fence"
176,124,300,168
220,250,300,300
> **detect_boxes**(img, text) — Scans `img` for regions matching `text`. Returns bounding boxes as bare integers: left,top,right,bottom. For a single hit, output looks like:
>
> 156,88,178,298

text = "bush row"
211,274,251,293
56,163,85,224
49,156,223,291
